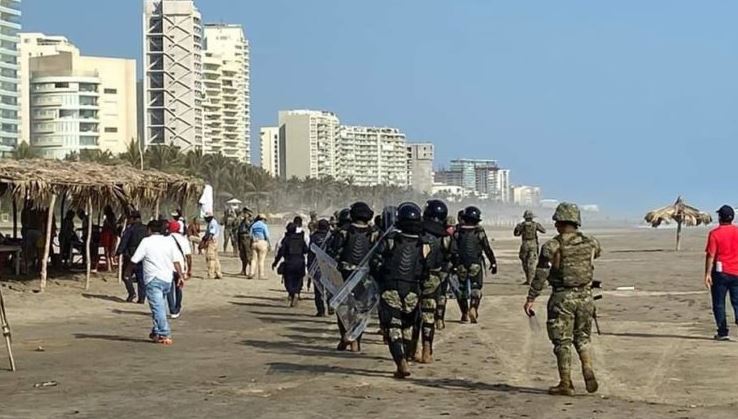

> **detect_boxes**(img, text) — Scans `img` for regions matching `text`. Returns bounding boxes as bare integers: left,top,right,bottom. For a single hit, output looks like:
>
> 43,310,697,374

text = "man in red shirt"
705,205,738,340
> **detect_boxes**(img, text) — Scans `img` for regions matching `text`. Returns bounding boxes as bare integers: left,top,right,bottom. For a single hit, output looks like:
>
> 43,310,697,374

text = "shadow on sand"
82,293,127,303
602,331,716,341
73,333,152,344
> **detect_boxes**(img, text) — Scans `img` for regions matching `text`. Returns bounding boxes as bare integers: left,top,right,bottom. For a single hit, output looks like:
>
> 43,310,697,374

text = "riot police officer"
372,202,429,378
452,206,497,323
330,202,378,352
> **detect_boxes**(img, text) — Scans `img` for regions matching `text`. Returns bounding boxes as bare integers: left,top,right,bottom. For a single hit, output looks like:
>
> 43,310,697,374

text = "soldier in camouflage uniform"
452,206,497,323
514,210,546,285
307,211,319,235
523,203,601,396
417,199,453,363
372,202,429,378
329,202,378,352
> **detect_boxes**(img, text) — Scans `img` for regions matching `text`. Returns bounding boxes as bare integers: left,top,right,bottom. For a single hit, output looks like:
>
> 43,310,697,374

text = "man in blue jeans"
705,205,738,341
126,219,184,345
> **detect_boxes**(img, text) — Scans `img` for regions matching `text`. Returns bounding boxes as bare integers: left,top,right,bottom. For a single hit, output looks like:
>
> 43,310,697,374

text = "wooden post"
154,197,160,220
0,286,16,371
84,198,93,290
676,220,683,252
39,193,57,292
11,198,16,239
117,218,127,284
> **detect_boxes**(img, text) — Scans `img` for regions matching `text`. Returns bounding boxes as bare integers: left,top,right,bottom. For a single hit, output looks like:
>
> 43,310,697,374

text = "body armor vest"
521,221,538,241
340,225,373,266
456,227,482,267
383,233,423,283
550,232,597,288
285,232,305,257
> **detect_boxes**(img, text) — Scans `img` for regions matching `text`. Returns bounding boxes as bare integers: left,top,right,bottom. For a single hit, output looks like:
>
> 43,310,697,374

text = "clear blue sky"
24,0,738,215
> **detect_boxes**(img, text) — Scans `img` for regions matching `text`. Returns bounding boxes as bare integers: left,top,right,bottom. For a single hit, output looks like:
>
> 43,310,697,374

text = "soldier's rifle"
592,280,602,335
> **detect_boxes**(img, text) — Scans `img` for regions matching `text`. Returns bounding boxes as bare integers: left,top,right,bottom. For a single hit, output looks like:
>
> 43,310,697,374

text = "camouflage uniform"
452,225,497,322
419,219,453,360
527,203,601,396
514,211,546,285
237,212,254,275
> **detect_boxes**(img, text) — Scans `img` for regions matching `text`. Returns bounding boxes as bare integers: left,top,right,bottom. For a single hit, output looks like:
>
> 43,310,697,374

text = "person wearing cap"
116,210,148,303
249,214,271,280
166,220,192,319
202,212,223,279
705,205,738,341
171,208,186,236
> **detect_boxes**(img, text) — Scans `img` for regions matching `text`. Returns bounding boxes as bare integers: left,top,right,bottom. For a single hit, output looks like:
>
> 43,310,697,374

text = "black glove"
490,264,498,275
271,262,278,270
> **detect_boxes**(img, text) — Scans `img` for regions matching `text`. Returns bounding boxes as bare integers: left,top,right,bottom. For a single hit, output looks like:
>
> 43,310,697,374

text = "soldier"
372,202,428,378
523,203,601,396
222,207,238,256
329,202,378,352
236,208,254,277
435,214,457,330
307,211,319,234
514,210,547,285
452,206,497,323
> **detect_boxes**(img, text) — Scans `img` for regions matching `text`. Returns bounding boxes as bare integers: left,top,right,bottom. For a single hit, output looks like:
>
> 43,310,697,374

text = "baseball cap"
168,220,181,234
717,205,735,221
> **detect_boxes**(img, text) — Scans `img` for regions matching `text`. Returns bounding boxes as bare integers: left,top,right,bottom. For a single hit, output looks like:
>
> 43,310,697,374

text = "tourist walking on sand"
202,212,223,279
705,205,738,341
250,214,271,280
125,219,184,345
272,222,308,307
116,210,148,303
167,220,192,319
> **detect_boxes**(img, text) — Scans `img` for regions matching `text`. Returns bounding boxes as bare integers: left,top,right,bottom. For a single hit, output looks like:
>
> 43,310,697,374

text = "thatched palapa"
0,159,203,209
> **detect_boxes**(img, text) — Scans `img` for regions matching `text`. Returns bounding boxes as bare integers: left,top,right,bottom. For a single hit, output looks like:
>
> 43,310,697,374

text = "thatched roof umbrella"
0,159,203,291
644,196,712,251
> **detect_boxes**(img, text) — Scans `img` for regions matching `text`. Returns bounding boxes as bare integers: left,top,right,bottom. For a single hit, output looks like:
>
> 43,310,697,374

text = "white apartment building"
259,126,279,177
407,142,434,194
28,51,137,159
19,33,78,145
143,0,204,150
0,0,20,155
512,185,542,207
338,126,408,187
203,24,250,162
278,110,340,180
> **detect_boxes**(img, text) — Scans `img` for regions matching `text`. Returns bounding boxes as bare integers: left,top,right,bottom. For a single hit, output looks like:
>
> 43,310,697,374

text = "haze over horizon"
23,1,738,217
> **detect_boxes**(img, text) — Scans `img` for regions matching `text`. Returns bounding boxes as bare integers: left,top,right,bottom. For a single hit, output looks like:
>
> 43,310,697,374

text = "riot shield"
447,273,461,296
333,267,380,342
308,244,343,296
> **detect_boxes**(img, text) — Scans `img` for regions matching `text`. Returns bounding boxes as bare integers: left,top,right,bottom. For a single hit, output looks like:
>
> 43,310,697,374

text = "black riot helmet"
350,201,374,223
462,206,482,225
423,199,448,223
337,208,351,226
396,202,423,235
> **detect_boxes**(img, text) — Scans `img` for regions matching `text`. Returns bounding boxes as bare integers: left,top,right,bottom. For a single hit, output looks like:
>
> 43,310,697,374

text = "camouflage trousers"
238,234,253,273
547,288,594,380
378,287,419,363
456,263,484,301
420,271,443,348
435,273,449,323
519,241,538,284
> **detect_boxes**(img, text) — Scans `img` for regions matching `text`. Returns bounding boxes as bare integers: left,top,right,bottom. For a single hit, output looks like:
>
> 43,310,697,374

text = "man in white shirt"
167,220,192,319
125,219,184,345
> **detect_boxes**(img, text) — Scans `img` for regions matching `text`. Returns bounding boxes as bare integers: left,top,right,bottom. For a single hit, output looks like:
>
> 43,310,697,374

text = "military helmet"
349,201,374,223
552,202,582,226
423,199,448,222
337,208,351,225
397,202,422,223
523,210,535,220
462,206,482,224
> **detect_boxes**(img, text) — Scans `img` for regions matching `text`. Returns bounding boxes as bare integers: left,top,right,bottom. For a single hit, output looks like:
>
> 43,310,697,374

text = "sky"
23,0,738,215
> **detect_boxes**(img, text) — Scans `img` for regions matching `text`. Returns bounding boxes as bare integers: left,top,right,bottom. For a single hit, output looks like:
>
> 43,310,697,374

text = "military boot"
394,359,411,379
421,343,433,364
435,319,445,330
579,349,599,393
469,299,480,324
548,379,575,396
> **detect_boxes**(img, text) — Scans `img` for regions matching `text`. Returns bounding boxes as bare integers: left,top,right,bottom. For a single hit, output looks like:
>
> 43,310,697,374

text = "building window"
54,82,69,88
103,88,117,94
104,127,118,133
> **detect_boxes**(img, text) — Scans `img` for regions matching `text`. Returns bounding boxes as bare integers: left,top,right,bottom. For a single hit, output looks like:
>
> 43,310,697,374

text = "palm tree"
120,139,144,169
645,196,713,251
13,141,38,160
145,143,183,172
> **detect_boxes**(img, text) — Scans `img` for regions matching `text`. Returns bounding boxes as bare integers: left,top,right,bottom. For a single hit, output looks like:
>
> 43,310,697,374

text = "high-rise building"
28,51,137,159
19,33,79,145
203,24,250,161
449,159,498,191
407,142,434,194
0,0,21,155
259,126,279,177
278,110,340,179
338,126,408,187
512,185,541,207
143,0,204,150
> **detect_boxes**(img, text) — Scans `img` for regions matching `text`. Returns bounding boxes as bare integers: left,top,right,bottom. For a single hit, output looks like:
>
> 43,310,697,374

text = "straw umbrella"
644,196,712,251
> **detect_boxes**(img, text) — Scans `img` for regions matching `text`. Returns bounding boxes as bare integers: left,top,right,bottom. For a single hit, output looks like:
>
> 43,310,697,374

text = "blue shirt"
250,220,270,242
206,219,221,238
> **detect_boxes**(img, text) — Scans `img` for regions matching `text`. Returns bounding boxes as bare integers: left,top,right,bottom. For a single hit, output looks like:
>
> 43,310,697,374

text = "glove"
271,262,277,270
490,264,498,275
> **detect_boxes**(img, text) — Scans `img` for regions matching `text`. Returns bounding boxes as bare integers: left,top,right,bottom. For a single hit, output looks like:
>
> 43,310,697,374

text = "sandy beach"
1,226,736,418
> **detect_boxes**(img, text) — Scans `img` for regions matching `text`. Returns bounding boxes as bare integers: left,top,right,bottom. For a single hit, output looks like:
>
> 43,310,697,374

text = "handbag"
276,262,285,275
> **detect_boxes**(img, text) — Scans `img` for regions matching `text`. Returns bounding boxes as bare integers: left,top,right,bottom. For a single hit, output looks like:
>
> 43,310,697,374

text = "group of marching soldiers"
322,200,498,379
318,199,601,396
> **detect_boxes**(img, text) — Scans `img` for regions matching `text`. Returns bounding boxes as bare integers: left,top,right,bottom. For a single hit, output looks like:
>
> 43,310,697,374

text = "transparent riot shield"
332,267,380,342
309,244,343,296
447,273,461,296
